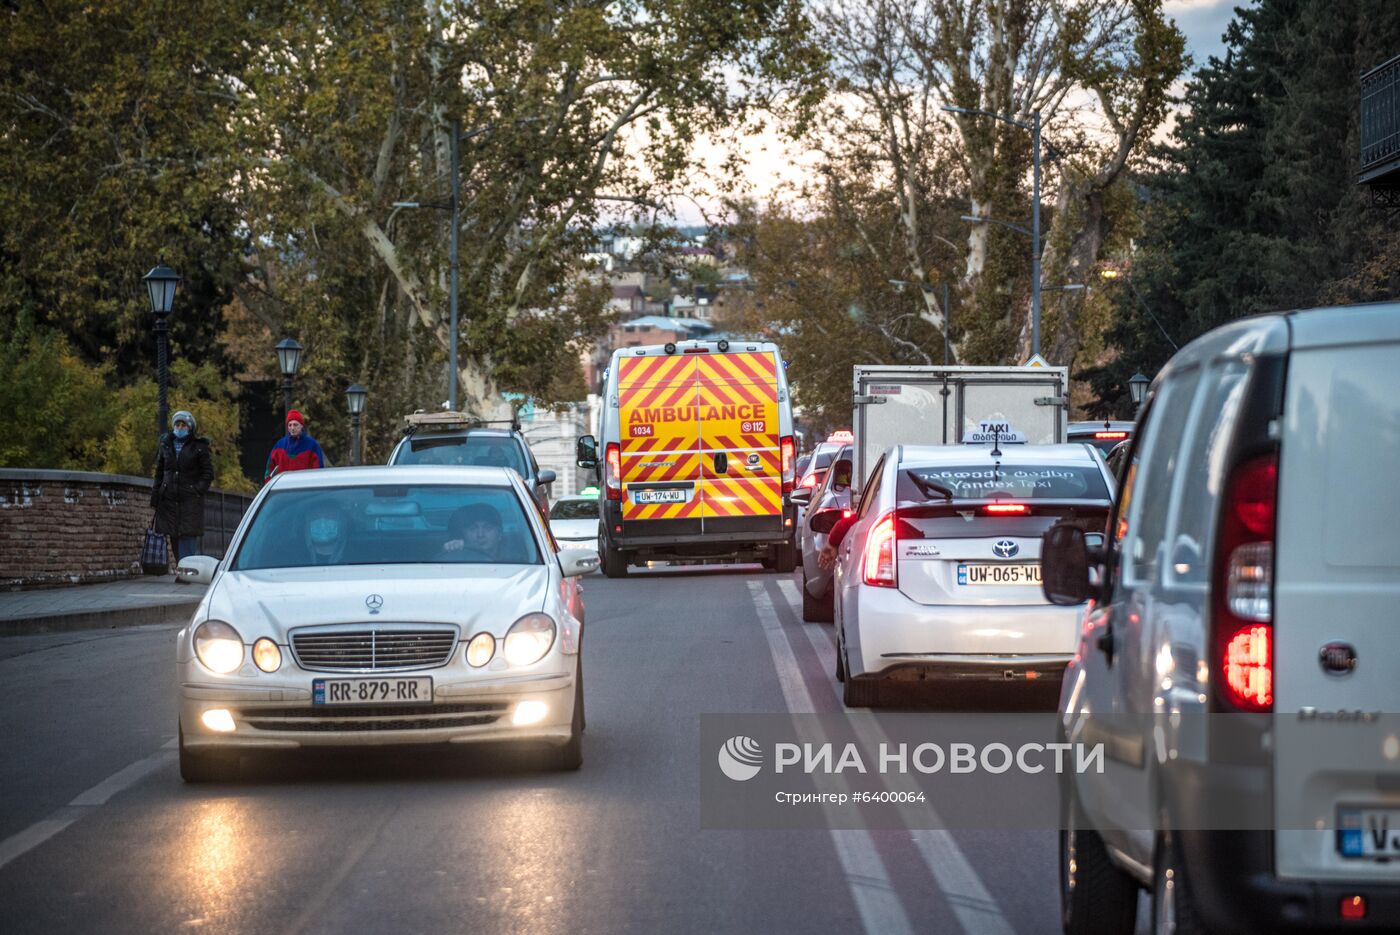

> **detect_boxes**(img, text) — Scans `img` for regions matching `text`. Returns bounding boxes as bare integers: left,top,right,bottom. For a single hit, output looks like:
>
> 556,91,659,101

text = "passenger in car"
441,503,507,561
302,502,352,566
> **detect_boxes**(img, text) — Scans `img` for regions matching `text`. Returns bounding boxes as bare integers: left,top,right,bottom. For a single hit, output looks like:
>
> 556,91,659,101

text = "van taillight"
1213,452,1278,711
863,514,897,587
605,442,622,502
781,436,795,493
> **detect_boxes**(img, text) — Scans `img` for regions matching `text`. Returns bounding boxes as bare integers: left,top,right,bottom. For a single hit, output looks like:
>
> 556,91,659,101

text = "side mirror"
789,487,813,506
575,435,597,469
810,509,845,534
537,469,557,486
1041,525,1095,605
559,548,600,577
176,555,219,585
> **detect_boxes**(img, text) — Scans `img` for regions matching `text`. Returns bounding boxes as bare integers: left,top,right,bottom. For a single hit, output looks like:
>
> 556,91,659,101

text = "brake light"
1094,431,1129,440
605,442,622,502
1213,452,1278,711
983,503,1030,515
800,473,819,488
781,436,795,493
863,513,897,587
682,347,710,354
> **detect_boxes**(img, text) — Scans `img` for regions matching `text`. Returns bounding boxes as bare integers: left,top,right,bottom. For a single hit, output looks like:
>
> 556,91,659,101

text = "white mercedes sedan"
834,443,1114,707
174,465,598,781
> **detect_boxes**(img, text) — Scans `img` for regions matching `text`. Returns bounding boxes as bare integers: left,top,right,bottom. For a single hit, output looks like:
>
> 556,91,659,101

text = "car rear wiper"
906,471,954,502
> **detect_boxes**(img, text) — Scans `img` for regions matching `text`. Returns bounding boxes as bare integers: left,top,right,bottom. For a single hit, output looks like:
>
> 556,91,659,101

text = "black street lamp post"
1128,372,1150,406
346,383,368,466
143,262,181,443
275,338,303,415
393,117,539,412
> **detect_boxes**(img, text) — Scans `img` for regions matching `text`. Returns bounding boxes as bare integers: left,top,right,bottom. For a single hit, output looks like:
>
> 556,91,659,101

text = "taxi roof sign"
962,420,1028,444
826,430,854,443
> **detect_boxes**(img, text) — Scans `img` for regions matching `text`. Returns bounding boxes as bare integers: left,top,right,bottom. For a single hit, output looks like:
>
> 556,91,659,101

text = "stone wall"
0,470,251,590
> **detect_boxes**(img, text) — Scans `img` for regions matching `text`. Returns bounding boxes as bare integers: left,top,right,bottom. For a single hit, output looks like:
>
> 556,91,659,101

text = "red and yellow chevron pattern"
616,349,782,522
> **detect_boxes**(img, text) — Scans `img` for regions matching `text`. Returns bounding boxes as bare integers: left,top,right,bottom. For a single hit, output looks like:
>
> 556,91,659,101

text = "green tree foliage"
727,186,950,426
0,321,112,469
1084,0,1400,414
1,0,823,475
0,0,263,383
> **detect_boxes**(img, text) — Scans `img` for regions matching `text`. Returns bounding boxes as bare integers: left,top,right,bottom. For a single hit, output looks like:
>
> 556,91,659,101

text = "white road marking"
748,581,913,935
0,745,175,871
774,579,1016,935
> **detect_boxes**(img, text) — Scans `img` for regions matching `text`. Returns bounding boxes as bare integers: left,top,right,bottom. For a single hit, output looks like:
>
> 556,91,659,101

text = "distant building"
608,285,645,317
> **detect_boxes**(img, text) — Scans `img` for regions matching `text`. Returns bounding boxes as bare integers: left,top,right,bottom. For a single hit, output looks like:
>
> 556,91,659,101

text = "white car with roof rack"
831,440,1115,707
173,465,598,781
389,411,556,511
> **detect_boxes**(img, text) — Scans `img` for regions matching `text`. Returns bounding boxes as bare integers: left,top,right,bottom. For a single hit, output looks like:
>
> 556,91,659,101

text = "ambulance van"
576,339,797,577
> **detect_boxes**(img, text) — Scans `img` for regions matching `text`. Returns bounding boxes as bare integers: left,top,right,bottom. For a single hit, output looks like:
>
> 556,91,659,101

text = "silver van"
1042,303,1400,933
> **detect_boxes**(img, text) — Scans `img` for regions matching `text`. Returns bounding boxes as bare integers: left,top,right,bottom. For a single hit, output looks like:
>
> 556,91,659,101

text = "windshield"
897,464,1110,502
393,435,527,473
233,484,541,570
550,499,598,520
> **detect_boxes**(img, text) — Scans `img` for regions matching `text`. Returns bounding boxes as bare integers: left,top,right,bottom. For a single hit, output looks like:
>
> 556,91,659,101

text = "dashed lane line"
748,581,913,935
773,578,1016,935
0,741,176,872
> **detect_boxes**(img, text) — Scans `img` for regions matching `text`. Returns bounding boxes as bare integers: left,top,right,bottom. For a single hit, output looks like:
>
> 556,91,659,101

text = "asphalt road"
0,566,1148,934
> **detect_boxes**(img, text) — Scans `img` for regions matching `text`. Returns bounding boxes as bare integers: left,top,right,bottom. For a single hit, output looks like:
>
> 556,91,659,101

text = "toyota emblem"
993,539,1019,559
365,594,384,614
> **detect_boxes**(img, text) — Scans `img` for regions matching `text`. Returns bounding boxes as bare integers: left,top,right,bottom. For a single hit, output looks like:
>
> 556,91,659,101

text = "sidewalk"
0,577,208,636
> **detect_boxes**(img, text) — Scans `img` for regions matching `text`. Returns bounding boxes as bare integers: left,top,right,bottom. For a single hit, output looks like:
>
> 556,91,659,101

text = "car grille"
239,702,508,732
290,626,459,673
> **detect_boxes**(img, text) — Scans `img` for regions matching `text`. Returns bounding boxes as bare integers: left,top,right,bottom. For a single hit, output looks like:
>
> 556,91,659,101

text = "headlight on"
252,637,281,673
504,613,556,667
466,632,496,667
194,620,244,674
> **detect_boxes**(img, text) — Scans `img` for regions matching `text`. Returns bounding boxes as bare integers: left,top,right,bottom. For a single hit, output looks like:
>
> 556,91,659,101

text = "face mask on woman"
173,427,190,440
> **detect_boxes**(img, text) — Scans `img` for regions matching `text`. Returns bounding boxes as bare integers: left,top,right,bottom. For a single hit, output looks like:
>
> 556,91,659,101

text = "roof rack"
401,411,521,436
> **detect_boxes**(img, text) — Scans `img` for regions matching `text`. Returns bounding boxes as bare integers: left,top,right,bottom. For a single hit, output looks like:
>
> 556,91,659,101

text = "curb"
0,600,202,637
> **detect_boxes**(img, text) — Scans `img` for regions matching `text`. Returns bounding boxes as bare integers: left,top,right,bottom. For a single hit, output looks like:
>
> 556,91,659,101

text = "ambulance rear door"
695,349,785,536
615,352,703,533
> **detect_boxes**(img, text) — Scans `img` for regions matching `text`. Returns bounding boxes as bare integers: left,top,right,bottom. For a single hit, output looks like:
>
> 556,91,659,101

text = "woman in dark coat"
152,409,214,564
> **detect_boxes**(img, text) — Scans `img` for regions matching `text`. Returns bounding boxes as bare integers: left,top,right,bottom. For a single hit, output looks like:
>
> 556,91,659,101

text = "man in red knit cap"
264,409,327,483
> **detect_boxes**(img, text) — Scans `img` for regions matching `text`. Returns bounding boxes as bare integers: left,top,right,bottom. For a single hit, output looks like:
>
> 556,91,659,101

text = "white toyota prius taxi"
834,442,1115,707
173,465,598,781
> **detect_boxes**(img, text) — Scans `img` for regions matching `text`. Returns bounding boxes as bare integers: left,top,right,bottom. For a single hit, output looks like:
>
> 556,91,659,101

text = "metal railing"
201,489,255,559
1361,54,1400,183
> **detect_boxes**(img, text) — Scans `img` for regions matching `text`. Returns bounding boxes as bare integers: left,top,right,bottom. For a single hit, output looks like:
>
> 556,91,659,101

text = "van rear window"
899,464,1110,502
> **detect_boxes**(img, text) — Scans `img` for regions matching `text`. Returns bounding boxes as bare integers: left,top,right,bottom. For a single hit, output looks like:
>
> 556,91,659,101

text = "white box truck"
850,364,1070,488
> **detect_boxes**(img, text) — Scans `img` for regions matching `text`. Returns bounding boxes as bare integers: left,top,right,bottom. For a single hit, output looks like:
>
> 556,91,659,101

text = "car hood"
550,519,599,539
204,564,551,639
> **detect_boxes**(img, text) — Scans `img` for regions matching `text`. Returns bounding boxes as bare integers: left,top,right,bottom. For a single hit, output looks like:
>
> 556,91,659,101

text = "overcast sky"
666,0,1250,226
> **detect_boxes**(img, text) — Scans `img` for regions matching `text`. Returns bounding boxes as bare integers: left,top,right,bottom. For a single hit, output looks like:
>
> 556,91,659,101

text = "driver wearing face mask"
303,502,351,565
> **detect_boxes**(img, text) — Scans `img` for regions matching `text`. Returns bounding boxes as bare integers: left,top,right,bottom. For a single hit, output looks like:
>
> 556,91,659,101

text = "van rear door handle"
714,452,728,474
